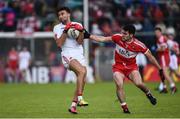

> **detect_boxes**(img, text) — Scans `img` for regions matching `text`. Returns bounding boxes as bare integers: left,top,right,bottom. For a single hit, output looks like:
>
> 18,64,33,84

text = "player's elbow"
56,40,63,48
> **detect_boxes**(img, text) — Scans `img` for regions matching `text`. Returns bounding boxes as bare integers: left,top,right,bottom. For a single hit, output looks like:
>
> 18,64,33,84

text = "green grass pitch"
0,82,180,118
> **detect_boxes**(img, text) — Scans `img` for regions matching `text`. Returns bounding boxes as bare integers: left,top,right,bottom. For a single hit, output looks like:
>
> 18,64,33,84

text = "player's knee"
116,82,123,90
78,67,86,76
117,85,123,90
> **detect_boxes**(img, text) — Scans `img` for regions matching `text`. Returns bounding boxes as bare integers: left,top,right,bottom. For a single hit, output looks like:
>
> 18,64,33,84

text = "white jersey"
53,22,83,52
53,22,86,68
167,39,179,55
167,40,179,70
19,51,31,70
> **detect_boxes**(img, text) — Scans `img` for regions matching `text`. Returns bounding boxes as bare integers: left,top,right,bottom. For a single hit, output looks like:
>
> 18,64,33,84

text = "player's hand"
159,69,165,82
83,29,91,39
63,22,73,33
72,24,84,32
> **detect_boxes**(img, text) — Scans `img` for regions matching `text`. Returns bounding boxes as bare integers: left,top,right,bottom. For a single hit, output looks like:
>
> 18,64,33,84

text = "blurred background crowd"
0,0,179,35
0,0,179,83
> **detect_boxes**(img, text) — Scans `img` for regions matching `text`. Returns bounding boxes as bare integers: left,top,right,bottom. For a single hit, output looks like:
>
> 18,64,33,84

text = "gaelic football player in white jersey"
53,7,88,114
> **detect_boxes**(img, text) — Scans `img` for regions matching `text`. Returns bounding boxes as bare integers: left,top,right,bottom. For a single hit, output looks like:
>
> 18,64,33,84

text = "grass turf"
0,82,180,118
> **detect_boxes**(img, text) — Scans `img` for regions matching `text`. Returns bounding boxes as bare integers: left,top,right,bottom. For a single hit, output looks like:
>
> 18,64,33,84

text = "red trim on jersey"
62,56,69,64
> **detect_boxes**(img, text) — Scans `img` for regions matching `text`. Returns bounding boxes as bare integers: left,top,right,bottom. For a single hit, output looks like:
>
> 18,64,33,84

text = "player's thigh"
113,72,125,88
128,70,142,85
69,59,86,75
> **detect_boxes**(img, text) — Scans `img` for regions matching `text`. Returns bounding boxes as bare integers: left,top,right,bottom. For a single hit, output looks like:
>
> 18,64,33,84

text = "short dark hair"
57,6,71,14
155,27,162,32
123,24,136,35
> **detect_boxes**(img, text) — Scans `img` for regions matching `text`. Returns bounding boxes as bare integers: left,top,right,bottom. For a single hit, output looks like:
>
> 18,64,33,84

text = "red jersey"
112,34,148,76
156,35,169,56
112,34,148,66
8,50,19,70
156,35,170,67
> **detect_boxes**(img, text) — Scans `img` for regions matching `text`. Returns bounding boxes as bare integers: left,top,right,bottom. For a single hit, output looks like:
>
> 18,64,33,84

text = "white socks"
170,83,175,88
121,102,127,106
78,96,83,101
159,82,175,91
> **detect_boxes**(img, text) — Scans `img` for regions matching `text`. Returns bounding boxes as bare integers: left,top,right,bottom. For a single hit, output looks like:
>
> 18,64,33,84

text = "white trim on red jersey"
115,45,137,58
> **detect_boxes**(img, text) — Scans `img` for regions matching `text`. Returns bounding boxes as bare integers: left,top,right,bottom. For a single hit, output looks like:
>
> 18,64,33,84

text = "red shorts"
112,63,138,77
8,61,18,70
158,54,170,67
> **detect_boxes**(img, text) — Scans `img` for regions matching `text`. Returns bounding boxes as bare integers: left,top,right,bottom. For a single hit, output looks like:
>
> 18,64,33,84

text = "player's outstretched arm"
89,35,112,42
83,29,112,42
145,50,162,70
145,49,165,82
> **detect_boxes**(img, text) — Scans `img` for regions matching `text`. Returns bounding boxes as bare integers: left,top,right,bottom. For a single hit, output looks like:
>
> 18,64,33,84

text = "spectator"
3,5,16,31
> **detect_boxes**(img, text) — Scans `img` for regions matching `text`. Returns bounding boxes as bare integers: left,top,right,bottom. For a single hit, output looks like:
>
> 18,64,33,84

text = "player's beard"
59,17,68,25
122,35,131,42
61,19,68,25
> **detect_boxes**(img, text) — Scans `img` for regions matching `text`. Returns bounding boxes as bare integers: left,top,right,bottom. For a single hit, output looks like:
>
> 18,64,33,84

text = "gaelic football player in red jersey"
155,27,177,94
7,47,19,82
84,25,164,113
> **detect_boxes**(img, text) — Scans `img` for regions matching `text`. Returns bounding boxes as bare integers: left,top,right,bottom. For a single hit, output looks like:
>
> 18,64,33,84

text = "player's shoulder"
53,23,64,32
111,33,123,43
112,33,122,39
133,38,146,48
54,23,64,29
133,38,142,43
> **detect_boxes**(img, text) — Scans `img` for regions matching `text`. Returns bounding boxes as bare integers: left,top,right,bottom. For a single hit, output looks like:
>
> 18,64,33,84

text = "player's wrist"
83,29,91,39
63,30,68,33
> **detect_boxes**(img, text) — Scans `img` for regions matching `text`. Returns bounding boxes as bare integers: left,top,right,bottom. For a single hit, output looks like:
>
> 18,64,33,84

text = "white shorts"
61,50,86,68
169,54,178,70
19,62,29,71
